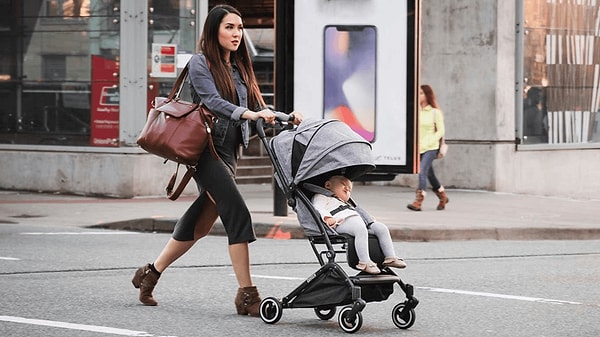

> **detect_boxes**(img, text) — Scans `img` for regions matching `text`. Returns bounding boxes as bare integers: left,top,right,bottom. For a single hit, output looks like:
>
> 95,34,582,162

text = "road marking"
0,315,159,336
251,274,587,306
20,231,138,235
0,256,20,261
252,274,305,281
418,286,584,305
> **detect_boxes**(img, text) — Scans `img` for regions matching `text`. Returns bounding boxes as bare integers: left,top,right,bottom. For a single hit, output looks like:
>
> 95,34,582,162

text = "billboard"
293,1,419,174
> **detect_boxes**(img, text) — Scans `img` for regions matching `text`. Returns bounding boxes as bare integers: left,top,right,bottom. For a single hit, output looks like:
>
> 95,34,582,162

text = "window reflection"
46,0,91,17
523,0,600,144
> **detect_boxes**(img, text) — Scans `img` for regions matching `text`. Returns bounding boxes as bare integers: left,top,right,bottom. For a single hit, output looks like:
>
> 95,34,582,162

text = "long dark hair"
197,4,265,109
421,84,439,109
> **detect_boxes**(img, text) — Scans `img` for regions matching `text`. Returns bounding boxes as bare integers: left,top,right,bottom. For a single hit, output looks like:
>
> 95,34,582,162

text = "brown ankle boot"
132,263,160,306
432,187,449,210
234,286,262,316
407,189,425,211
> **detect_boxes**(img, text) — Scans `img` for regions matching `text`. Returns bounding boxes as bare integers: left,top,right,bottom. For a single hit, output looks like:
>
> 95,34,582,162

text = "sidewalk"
1,184,599,241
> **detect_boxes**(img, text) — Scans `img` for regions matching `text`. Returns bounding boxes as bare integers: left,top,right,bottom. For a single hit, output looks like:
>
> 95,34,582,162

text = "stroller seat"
302,182,388,270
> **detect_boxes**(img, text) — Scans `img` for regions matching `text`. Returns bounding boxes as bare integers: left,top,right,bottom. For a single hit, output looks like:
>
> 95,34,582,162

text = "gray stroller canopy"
269,118,376,236
270,118,376,189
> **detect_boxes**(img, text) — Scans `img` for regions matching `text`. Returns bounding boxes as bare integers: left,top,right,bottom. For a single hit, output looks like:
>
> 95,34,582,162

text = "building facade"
0,0,599,199
396,0,600,199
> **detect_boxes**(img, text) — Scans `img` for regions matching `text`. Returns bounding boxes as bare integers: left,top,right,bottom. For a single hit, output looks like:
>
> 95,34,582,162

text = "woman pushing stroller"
312,175,407,274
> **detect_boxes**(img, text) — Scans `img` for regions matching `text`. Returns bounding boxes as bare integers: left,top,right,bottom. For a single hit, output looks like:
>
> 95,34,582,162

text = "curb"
91,218,600,241
90,218,306,240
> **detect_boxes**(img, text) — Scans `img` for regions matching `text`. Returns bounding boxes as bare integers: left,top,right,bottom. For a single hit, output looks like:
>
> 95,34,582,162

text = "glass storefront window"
246,28,274,106
146,2,274,106
0,0,120,146
523,0,600,144
0,0,204,147
147,0,197,99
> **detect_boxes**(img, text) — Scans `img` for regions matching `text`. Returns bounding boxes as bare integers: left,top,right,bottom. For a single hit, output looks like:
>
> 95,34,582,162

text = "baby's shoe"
383,257,407,269
356,261,380,274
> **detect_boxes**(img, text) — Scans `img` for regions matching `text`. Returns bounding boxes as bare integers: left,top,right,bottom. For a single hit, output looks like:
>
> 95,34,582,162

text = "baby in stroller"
312,175,407,274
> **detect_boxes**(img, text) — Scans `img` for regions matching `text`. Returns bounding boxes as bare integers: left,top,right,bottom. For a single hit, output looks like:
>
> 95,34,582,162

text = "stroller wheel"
259,297,283,324
392,303,416,329
314,306,336,320
338,305,363,333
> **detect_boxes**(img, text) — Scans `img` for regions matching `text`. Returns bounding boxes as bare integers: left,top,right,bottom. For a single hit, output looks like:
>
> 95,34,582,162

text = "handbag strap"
199,104,219,161
169,63,190,100
166,164,195,201
172,57,210,100
432,109,447,144
165,127,218,201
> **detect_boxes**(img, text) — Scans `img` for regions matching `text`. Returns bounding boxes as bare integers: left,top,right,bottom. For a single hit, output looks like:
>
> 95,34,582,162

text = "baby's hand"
324,217,337,227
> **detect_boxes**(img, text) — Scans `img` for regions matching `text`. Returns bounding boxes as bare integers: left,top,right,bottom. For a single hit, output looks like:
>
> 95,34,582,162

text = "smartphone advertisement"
293,1,419,174
323,25,377,142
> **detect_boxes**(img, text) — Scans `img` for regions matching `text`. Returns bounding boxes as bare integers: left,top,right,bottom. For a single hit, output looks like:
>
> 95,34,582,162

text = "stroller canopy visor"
270,118,376,188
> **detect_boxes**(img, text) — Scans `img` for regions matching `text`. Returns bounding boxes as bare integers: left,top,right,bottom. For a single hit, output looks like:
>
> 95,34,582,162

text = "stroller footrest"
307,234,347,245
350,274,401,285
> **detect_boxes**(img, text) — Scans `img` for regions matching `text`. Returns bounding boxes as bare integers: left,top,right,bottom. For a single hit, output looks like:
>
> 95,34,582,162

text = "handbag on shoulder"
433,109,448,159
437,138,448,159
137,63,218,200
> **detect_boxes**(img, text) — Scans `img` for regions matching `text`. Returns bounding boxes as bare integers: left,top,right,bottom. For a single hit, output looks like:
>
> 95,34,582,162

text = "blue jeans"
418,150,441,191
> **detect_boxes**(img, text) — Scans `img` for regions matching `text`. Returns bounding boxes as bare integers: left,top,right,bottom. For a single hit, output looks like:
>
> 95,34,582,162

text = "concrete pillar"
119,0,148,145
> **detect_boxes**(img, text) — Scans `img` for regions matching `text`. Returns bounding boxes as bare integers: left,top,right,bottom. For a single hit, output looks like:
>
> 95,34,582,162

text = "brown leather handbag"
137,63,218,200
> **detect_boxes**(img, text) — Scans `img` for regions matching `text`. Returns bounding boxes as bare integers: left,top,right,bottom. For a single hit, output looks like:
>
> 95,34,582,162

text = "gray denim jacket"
188,53,254,148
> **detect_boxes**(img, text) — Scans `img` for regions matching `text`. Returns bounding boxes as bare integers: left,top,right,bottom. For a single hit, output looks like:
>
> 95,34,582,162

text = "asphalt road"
1,223,599,337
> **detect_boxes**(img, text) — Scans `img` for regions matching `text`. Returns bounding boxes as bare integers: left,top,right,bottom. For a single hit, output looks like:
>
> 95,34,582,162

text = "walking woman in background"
407,84,449,211
131,4,302,316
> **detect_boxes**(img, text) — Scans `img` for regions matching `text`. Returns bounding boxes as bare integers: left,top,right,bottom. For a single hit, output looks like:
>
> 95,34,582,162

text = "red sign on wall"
90,55,119,147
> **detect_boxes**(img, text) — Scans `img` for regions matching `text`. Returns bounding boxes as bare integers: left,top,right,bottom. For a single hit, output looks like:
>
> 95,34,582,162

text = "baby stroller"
255,116,419,333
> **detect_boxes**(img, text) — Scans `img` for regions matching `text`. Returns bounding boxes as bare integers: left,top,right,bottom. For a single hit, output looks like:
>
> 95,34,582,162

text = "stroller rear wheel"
392,302,416,329
314,306,336,320
259,297,283,324
338,305,363,333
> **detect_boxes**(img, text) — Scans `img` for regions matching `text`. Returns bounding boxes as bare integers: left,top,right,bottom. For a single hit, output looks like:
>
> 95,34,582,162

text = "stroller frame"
255,117,419,333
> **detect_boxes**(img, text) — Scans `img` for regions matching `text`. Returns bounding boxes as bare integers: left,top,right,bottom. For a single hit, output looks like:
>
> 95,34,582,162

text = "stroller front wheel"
392,302,416,329
259,297,283,324
338,305,363,333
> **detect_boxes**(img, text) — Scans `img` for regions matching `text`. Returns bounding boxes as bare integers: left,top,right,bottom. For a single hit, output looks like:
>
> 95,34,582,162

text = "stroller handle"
256,112,295,139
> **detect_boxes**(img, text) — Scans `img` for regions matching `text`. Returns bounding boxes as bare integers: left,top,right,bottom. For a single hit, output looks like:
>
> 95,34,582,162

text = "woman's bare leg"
228,242,252,287
153,196,218,273
230,242,261,316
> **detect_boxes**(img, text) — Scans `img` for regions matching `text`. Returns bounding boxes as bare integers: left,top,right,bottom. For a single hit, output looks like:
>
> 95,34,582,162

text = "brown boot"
132,263,160,306
407,189,425,211
432,186,449,210
234,286,262,316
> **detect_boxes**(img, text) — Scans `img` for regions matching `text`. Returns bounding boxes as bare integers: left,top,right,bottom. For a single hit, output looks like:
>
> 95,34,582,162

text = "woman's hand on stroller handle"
253,108,276,124
273,111,302,125
274,111,293,123
256,111,303,138
288,111,303,125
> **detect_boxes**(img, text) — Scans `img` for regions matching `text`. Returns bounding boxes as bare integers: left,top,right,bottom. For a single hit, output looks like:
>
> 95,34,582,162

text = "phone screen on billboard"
323,25,377,142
